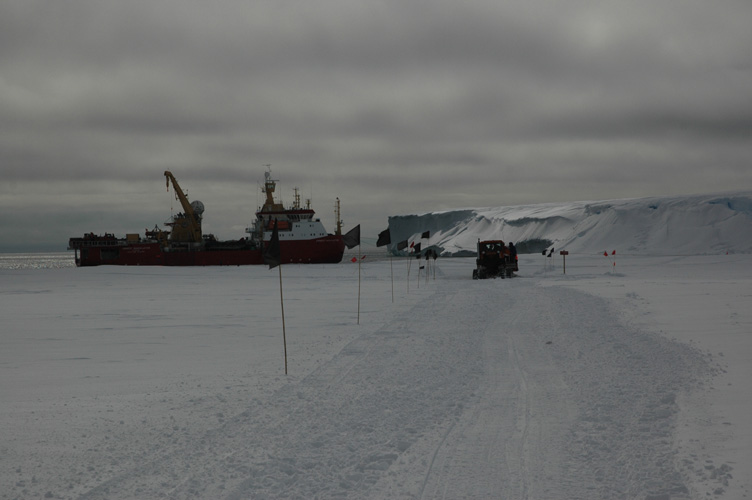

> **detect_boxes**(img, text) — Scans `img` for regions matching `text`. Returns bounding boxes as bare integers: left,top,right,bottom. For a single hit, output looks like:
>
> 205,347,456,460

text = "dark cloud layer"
1,0,751,250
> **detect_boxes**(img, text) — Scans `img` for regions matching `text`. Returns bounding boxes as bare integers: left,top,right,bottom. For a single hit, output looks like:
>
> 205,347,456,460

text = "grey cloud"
1,0,751,249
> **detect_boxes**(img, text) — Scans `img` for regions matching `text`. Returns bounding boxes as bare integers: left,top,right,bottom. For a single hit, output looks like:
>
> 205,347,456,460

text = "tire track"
401,277,710,500
414,279,576,499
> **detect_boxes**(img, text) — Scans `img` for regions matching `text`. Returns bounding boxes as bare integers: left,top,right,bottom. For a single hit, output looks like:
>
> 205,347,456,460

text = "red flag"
351,256,357,263
612,250,616,255
410,241,415,248
604,251,608,257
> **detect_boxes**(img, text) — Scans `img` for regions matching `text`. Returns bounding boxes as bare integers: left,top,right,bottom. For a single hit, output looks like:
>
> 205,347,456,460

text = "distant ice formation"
387,192,752,255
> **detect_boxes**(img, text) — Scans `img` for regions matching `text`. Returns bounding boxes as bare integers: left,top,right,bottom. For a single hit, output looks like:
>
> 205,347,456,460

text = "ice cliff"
387,192,752,256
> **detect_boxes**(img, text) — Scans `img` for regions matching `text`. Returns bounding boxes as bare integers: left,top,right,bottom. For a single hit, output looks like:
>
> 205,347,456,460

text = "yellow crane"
164,171,203,243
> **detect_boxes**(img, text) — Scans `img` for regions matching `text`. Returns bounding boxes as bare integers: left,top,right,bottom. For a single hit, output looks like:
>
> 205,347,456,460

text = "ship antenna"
293,187,301,210
261,164,271,208
335,197,342,236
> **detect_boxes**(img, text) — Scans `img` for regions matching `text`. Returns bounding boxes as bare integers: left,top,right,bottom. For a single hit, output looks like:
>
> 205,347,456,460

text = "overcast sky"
2,0,751,251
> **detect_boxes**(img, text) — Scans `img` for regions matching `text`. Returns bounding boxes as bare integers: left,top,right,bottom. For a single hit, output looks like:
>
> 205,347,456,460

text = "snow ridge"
387,192,752,256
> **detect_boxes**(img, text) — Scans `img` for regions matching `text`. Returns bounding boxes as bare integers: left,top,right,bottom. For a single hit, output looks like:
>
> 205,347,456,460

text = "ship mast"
335,197,343,236
261,167,284,212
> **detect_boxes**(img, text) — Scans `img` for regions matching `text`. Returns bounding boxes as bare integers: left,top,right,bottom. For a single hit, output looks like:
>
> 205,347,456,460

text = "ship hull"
72,236,345,267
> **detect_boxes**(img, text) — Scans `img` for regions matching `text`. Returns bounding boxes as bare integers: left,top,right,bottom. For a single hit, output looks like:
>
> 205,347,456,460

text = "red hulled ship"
68,170,346,266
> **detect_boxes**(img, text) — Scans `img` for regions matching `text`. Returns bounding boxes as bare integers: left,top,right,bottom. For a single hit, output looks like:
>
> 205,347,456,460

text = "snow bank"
387,192,752,256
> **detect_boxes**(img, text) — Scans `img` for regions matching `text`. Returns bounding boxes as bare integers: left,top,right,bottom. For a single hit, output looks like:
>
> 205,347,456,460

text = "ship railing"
68,238,125,249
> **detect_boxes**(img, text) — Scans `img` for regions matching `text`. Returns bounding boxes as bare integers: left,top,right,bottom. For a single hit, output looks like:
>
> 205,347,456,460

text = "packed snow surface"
387,192,752,256
2,253,750,499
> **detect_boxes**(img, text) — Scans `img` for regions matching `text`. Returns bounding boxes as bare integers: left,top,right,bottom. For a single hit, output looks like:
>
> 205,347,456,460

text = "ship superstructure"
248,171,334,243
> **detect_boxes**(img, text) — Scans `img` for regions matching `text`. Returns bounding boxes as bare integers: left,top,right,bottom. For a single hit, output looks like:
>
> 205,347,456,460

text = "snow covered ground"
1,253,750,499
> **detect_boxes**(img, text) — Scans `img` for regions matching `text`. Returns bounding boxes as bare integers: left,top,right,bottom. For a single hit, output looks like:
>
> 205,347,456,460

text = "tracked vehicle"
472,239,518,279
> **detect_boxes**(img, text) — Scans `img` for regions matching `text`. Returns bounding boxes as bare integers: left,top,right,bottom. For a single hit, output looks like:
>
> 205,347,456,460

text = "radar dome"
191,200,205,215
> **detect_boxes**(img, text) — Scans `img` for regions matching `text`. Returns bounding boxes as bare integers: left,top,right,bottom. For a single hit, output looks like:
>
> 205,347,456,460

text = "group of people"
478,240,518,263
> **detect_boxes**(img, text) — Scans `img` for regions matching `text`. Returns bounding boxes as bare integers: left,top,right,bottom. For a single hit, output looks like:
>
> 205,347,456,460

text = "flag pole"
262,219,286,374
278,264,287,374
390,254,394,303
357,244,361,324
407,253,411,294
376,229,394,303
417,254,421,289
342,224,361,324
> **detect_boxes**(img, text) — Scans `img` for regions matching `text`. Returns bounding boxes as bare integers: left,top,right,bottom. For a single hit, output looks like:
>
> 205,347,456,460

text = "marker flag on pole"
397,240,408,251
421,230,430,239
343,224,361,249
612,250,616,255
341,225,363,325
604,251,608,257
263,220,281,269
376,228,391,247
413,242,421,253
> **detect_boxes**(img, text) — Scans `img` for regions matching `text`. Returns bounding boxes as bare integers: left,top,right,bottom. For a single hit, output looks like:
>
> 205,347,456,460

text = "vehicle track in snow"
74,268,711,499
397,278,578,500
370,276,711,499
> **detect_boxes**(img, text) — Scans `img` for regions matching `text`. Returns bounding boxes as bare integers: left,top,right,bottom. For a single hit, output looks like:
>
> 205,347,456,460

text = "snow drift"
387,192,752,256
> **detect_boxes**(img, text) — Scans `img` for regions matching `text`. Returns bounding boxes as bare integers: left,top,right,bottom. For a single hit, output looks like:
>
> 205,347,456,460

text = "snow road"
1,256,742,499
